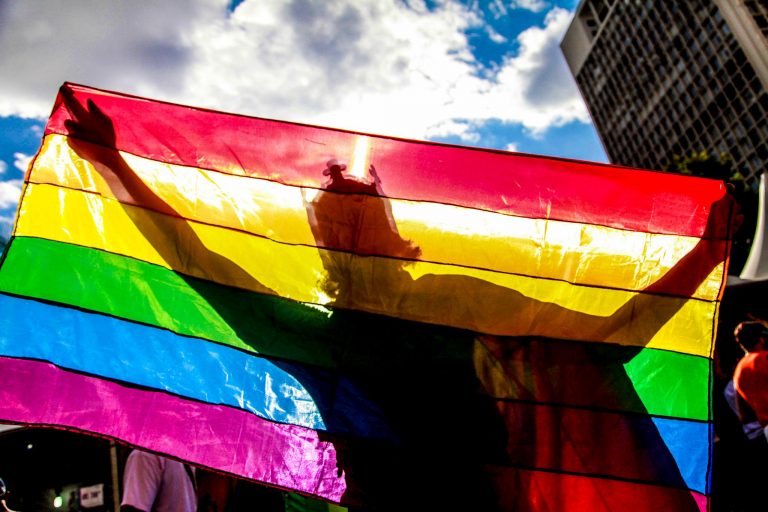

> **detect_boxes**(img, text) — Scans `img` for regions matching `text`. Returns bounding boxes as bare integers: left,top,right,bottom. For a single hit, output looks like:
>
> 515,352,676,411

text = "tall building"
561,1,768,185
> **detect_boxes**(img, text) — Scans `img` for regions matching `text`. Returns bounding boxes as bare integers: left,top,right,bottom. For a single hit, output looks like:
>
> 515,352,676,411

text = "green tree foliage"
666,150,745,188
665,151,758,274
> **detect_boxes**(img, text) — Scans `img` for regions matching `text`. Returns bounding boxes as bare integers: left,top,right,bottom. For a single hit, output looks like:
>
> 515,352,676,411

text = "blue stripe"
651,416,711,494
0,293,390,439
0,293,712,493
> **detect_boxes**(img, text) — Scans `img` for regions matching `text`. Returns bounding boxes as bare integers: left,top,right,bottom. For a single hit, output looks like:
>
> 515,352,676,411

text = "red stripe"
492,401,705,490
488,467,707,512
47,83,731,238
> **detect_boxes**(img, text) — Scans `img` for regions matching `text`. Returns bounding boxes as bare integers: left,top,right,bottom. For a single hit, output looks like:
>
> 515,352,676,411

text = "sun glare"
347,136,371,179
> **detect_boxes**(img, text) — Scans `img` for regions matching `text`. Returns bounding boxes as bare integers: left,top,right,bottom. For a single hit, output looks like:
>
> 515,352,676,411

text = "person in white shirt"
121,450,196,512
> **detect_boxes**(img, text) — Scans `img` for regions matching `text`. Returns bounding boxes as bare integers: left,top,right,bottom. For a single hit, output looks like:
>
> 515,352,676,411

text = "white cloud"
485,25,507,44
0,0,587,142
0,179,23,210
489,7,590,136
510,0,549,13
505,142,519,152
13,152,32,173
0,0,223,118
0,161,6,175
488,0,508,18
424,120,481,143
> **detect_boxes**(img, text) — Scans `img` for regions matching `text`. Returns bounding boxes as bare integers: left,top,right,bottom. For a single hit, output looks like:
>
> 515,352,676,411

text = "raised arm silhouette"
307,156,735,345
61,88,273,297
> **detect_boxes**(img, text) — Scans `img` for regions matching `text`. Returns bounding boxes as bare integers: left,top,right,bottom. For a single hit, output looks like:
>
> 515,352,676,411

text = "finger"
60,87,90,121
63,119,81,135
87,99,110,123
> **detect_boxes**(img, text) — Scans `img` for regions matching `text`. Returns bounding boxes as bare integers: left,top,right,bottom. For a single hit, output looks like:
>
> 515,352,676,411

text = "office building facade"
561,1,768,185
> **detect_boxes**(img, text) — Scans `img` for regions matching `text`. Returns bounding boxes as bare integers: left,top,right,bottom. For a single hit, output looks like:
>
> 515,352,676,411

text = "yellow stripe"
30,134,723,300
16,183,715,356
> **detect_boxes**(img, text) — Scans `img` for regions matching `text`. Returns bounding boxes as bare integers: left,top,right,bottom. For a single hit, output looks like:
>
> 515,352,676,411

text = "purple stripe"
0,356,348,503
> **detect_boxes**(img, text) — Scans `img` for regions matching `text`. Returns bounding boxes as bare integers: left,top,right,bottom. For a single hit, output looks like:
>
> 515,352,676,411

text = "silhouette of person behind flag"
61,87,733,510
305,156,728,511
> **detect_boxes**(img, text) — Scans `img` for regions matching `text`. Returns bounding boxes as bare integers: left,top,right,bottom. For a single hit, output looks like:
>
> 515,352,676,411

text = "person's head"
734,320,768,353
323,158,346,181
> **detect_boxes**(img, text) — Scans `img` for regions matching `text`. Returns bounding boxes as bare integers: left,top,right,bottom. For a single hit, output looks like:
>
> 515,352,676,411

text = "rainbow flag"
0,83,734,511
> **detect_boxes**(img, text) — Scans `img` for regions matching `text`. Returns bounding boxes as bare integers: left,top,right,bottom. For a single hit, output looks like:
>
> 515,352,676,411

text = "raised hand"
61,87,117,149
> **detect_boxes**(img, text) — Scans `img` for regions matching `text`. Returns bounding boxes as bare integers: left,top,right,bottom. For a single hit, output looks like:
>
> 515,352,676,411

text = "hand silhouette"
61,87,117,149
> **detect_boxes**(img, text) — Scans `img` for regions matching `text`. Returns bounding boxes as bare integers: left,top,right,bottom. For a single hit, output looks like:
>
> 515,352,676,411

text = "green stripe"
624,349,710,422
0,236,709,420
1,236,339,367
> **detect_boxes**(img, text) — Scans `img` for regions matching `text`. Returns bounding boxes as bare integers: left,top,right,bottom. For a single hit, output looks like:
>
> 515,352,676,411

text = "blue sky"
0,0,605,241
